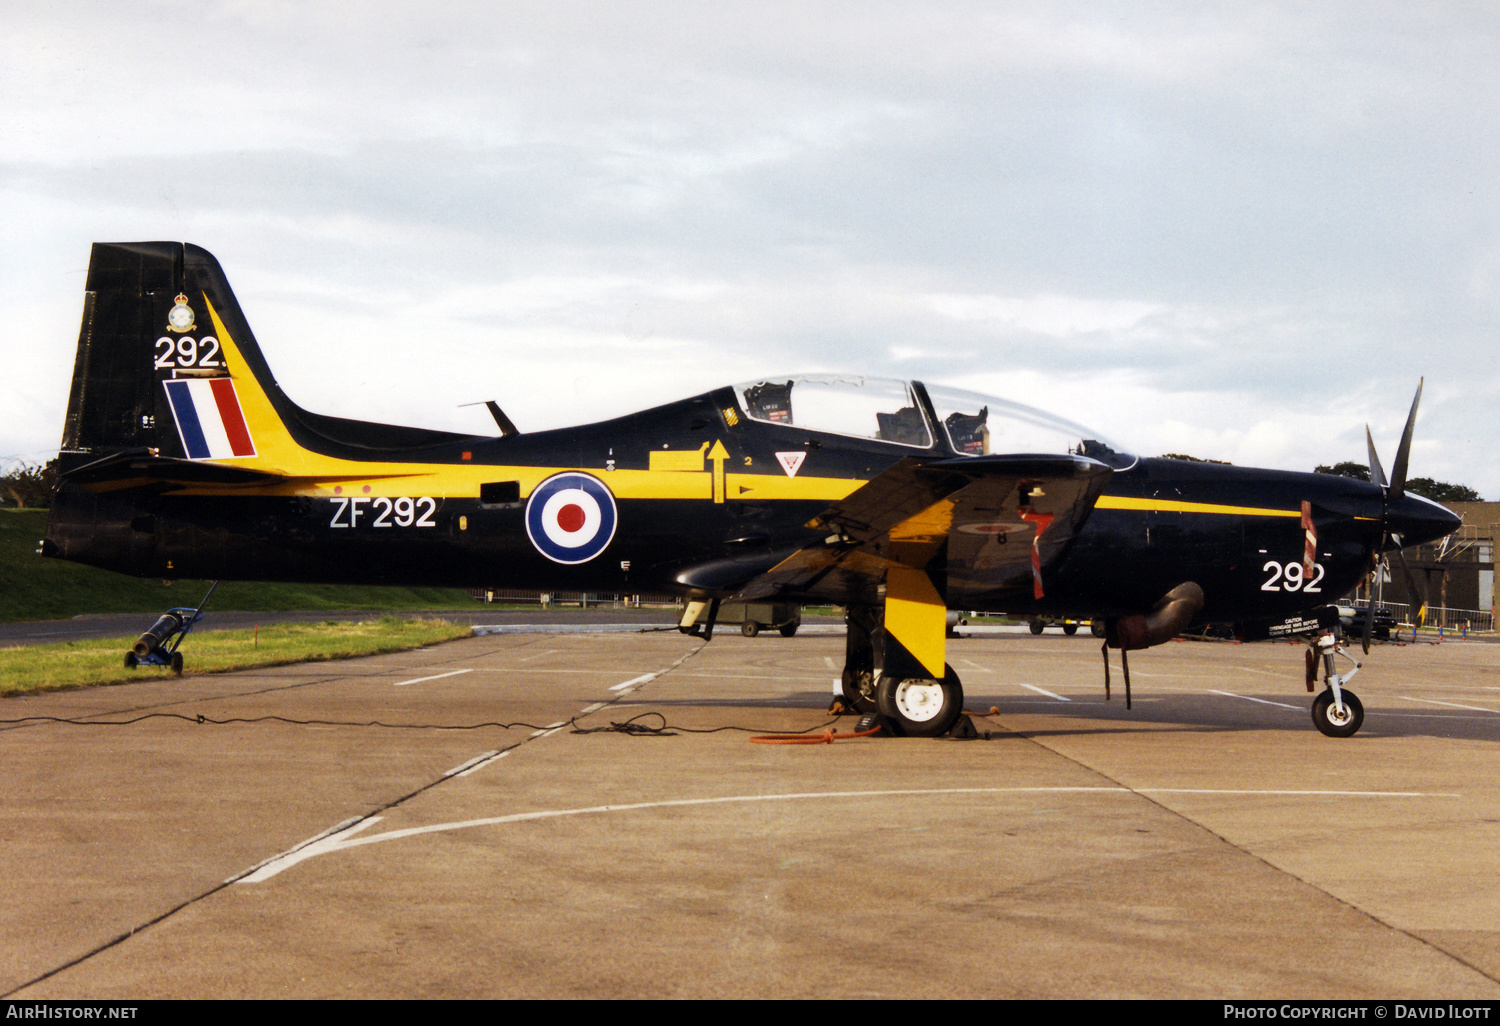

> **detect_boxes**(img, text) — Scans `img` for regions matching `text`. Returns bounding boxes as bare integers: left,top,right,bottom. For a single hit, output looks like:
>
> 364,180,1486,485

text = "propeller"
1361,379,1431,652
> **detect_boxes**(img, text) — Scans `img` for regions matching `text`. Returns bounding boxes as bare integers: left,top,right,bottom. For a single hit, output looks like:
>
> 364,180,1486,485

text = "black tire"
840,667,877,714
1062,623,1079,636
741,621,759,638
779,623,798,637
170,651,184,676
876,664,963,738
1311,689,1364,738
1091,619,1107,639
1029,620,1045,635
123,652,138,668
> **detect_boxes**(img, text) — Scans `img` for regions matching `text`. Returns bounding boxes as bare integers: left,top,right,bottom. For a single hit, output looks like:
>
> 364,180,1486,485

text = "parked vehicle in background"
1027,616,1092,636
720,602,802,637
1337,604,1397,641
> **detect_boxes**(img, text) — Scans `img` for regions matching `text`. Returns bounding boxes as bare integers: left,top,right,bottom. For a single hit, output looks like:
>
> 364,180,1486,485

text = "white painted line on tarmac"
1015,682,1071,702
611,673,657,691
1396,695,1497,713
1235,666,1288,678
444,751,499,777
393,668,473,687
1210,690,1302,710
238,785,1460,883
235,816,384,883
455,750,511,778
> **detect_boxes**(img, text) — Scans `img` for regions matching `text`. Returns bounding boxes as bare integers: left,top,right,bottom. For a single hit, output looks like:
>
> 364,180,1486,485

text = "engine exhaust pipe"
133,612,185,658
1108,582,1205,651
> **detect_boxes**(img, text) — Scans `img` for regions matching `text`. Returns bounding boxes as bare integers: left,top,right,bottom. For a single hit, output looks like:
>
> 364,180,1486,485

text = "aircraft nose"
1386,492,1462,549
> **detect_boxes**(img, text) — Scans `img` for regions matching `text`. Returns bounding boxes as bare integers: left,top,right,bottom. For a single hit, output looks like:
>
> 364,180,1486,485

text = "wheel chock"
946,714,980,740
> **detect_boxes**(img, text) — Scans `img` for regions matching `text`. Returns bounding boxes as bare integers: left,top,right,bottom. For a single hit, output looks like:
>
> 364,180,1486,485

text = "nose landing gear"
1307,631,1364,738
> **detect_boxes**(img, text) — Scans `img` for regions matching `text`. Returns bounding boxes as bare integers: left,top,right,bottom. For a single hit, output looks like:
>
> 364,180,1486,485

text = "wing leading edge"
729,453,1114,606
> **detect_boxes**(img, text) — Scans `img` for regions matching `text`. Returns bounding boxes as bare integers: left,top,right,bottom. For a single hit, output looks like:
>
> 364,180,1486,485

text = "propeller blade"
1365,426,1388,490
1388,378,1423,498
1393,545,1429,627
1361,582,1374,654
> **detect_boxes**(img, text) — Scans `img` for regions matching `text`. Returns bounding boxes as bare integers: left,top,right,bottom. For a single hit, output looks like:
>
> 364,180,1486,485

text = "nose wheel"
1311,688,1364,738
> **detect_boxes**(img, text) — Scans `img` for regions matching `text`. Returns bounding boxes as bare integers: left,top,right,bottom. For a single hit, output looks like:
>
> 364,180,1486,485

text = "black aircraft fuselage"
42,242,1461,738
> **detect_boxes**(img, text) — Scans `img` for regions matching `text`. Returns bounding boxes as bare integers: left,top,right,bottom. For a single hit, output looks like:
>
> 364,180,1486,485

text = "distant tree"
1314,461,1371,481
1405,478,1482,502
1160,453,1232,465
1314,461,1480,500
0,460,56,509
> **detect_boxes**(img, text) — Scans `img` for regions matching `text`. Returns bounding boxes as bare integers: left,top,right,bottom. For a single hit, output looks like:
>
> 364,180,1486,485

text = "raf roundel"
524,472,619,564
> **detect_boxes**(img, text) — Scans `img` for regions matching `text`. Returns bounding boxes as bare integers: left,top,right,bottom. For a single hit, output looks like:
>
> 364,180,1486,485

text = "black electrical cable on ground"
0,710,856,738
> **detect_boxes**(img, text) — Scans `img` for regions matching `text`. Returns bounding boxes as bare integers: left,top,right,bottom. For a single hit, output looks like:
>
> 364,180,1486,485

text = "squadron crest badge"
167,293,196,333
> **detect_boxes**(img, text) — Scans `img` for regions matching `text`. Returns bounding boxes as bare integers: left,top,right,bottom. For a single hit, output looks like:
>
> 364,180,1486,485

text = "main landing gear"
875,665,964,738
1306,629,1365,738
836,606,966,737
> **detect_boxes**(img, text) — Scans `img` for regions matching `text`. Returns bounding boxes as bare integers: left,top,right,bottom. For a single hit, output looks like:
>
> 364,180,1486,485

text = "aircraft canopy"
731,376,1133,467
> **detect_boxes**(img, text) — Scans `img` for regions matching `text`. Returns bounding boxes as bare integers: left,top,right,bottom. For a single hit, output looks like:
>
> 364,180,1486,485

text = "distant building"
1357,501,1495,629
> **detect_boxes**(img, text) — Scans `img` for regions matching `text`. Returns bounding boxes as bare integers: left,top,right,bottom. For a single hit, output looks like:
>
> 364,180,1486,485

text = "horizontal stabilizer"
61,448,285,492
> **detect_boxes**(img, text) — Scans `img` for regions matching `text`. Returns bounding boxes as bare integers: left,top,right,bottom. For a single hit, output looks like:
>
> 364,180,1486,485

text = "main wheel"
779,622,798,637
741,621,759,637
1029,620,1045,635
876,665,963,738
840,667,877,713
1311,689,1364,738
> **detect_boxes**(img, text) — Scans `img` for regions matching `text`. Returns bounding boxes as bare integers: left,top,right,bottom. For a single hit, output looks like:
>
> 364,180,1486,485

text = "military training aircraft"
42,243,1463,738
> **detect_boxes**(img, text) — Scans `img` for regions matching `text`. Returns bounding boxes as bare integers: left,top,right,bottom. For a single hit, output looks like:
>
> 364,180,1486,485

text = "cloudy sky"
4,1,1498,497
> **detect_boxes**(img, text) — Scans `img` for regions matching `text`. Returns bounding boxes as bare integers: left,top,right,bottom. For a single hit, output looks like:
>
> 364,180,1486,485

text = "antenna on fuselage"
459,400,519,438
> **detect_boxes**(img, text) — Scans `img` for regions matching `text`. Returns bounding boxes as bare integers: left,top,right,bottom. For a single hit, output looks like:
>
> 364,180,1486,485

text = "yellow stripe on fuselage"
1093,496,1301,518
194,298,865,503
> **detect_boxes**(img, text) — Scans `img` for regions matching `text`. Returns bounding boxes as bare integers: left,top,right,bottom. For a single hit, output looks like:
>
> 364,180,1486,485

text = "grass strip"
1,509,483,622
0,617,473,696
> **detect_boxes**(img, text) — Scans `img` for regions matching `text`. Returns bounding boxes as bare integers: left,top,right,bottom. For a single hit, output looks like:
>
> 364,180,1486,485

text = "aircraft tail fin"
60,242,289,469
59,242,474,475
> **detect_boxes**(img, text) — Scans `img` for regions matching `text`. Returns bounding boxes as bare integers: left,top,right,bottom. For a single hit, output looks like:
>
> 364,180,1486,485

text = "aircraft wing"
728,453,1114,604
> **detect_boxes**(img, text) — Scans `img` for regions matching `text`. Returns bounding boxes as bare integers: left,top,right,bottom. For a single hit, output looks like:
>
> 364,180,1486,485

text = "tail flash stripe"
164,378,257,460
210,378,257,456
164,380,210,459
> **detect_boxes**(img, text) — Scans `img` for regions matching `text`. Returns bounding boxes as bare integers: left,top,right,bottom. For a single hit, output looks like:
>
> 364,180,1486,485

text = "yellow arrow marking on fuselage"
708,440,729,504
